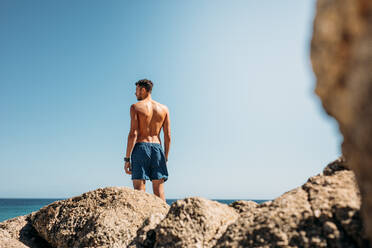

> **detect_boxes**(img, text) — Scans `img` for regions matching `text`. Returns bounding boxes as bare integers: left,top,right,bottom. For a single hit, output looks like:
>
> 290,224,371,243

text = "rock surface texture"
30,187,169,248
215,158,370,247
128,213,166,248
154,197,239,248
311,0,372,242
0,215,51,248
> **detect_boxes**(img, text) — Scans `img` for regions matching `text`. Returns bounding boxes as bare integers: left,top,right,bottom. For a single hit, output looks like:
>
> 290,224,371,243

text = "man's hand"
124,161,132,175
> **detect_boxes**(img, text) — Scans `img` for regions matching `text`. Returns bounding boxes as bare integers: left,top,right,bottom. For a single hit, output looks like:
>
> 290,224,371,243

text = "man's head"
135,79,153,101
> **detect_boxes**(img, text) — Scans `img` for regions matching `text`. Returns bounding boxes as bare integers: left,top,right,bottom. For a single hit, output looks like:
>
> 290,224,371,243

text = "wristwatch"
124,157,130,162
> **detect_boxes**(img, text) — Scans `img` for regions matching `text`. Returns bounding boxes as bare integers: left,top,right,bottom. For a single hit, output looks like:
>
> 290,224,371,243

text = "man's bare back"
124,79,171,201
134,100,168,144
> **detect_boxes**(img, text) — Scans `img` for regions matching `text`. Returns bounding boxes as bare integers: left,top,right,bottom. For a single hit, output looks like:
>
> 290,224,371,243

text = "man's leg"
152,179,165,201
133,179,146,191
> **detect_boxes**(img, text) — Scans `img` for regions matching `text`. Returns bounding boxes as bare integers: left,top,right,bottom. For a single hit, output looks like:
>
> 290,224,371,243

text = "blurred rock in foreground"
311,0,372,242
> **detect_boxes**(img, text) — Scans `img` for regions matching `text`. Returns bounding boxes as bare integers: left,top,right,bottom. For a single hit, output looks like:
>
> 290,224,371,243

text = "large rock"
215,159,370,247
0,215,51,248
30,187,169,248
154,197,239,247
311,0,372,241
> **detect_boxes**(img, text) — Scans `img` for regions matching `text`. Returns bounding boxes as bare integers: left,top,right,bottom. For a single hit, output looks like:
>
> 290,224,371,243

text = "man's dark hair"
135,79,153,93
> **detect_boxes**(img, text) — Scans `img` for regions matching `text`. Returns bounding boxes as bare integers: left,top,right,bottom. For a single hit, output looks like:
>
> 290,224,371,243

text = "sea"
0,198,268,222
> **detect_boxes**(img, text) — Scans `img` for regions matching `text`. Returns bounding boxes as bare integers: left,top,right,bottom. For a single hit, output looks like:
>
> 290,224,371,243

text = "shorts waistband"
135,142,162,146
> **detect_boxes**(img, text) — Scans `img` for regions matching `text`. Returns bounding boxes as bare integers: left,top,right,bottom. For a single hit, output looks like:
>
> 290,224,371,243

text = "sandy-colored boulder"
215,159,369,247
154,197,239,247
0,215,51,248
30,187,169,248
311,0,372,241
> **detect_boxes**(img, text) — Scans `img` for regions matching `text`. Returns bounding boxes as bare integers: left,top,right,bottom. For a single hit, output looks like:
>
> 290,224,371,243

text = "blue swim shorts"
130,142,168,182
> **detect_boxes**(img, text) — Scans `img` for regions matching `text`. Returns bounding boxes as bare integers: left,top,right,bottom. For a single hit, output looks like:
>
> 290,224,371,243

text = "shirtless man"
124,79,171,201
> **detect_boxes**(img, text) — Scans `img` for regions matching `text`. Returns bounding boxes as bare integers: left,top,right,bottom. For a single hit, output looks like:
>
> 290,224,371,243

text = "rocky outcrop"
0,215,51,248
153,197,239,247
311,0,372,242
0,161,366,247
30,187,169,248
215,158,370,247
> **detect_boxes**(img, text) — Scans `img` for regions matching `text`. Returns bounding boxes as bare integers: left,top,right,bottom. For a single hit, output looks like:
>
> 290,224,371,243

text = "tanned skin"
124,85,171,201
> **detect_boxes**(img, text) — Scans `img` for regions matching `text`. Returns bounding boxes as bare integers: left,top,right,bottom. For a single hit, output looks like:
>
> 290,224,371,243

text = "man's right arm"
163,108,171,161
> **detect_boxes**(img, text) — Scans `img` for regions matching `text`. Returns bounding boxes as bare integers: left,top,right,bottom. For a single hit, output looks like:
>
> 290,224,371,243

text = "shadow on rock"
18,217,52,248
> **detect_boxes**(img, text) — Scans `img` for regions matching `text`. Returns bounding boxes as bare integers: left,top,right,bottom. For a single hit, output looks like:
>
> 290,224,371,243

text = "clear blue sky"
0,0,342,199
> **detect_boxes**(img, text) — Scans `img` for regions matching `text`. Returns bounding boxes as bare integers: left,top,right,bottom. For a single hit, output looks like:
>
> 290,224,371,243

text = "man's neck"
142,95,152,101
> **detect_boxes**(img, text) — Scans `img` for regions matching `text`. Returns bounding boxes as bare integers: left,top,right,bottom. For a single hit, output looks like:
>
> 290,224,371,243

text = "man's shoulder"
152,100,169,112
160,104,169,114
130,103,138,110
131,102,144,108
159,102,169,111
